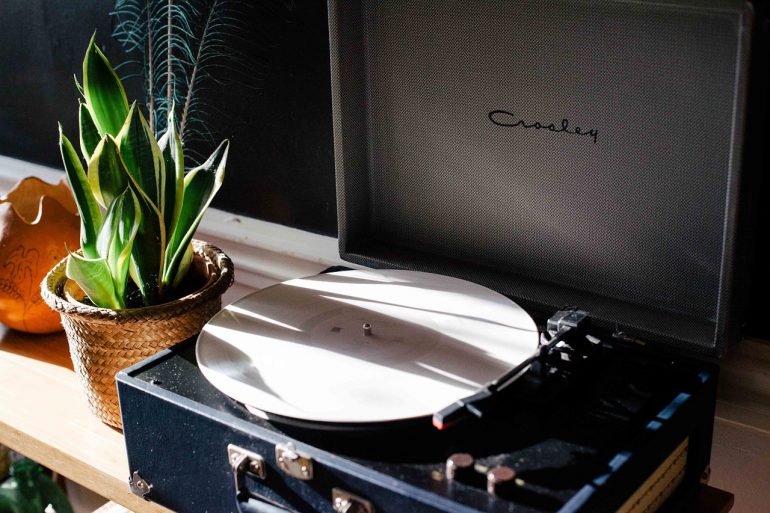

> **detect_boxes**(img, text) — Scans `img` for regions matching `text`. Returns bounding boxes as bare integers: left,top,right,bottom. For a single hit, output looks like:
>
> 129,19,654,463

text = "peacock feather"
112,0,248,162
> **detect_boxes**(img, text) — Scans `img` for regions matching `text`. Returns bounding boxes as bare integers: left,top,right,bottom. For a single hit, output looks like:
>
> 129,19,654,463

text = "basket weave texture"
41,240,234,429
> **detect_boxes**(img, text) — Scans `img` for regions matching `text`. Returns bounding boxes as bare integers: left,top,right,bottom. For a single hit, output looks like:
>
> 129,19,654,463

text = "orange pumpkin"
0,177,80,333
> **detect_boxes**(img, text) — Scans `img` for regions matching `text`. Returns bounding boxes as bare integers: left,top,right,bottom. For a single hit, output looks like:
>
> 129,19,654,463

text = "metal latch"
275,443,313,480
229,444,267,496
700,465,711,485
129,470,152,500
332,488,374,513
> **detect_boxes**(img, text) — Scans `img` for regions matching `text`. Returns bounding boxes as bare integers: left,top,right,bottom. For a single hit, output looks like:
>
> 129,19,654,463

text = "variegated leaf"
82,33,129,136
59,126,102,259
164,139,228,287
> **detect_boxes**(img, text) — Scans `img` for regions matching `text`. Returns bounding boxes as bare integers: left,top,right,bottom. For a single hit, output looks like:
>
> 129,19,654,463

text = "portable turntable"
117,1,763,512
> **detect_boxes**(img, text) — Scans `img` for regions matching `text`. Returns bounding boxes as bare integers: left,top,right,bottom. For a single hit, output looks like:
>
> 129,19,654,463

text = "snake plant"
58,35,229,309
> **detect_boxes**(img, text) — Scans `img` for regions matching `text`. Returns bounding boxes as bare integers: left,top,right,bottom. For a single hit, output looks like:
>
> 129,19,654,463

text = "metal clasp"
229,444,267,497
332,488,374,513
275,443,313,480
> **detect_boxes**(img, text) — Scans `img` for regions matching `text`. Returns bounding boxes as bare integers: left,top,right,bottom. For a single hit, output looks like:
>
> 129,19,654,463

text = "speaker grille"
331,0,752,355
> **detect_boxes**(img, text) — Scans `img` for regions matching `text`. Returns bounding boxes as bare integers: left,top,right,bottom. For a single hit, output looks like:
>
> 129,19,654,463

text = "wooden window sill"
0,326,172,513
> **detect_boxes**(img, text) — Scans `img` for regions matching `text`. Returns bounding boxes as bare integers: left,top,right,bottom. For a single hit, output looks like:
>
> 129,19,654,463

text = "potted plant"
41,36,233,429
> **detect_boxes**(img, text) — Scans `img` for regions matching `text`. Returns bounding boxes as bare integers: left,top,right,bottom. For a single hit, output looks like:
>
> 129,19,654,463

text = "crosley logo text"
489,110,599,144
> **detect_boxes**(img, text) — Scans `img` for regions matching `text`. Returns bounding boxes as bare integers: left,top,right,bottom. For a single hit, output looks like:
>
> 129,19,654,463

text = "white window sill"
0,154,352,293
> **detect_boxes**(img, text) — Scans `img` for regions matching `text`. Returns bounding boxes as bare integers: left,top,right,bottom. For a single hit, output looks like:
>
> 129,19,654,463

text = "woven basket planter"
41,240,234,429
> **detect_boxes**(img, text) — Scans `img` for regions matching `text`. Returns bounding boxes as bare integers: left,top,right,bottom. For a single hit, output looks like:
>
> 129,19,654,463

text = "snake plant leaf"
66,252,123,310
127,197,163,305
59,126,102,259
87,135,129,209
123,178,166,306
116,106,168,305
120,191,143,279
79,102,100,160
83,34,129,136
74,74,84,96
96,188,141,302
117,103,164,208
163,139,228,287
171,242,194,288
157,108,184,241
95,201,116,259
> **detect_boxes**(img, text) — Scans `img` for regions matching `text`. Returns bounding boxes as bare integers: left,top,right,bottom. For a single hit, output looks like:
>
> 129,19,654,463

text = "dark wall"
0,1,141,163
191,1,337,235
0,1,337,236
745,3,770,340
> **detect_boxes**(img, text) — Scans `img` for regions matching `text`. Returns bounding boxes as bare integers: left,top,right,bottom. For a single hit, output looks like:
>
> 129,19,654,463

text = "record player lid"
329,0,753,357
197,269,538,424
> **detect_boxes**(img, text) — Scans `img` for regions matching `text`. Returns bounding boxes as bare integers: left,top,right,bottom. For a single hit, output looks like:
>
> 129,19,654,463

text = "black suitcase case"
118,336,717,513
118,1,765,511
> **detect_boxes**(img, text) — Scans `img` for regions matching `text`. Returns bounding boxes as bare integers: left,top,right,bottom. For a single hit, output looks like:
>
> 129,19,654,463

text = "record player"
117,1,763,512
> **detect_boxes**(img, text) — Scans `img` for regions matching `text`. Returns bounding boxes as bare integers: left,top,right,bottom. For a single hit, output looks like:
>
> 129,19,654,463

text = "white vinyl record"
197,269,539,424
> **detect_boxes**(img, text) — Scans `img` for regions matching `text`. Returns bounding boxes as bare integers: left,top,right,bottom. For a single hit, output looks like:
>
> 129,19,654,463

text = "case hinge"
129,470,152,500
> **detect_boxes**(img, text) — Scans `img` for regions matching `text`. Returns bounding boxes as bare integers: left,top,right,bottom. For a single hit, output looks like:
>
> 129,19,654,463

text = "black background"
0,0,337,236
0,1,769,341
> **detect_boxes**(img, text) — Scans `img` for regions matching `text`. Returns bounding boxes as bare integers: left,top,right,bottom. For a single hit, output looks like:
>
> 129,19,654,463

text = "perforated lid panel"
329,0,753,357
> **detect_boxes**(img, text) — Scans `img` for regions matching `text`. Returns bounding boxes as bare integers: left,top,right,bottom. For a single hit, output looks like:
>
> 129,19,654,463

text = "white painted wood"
0,155,64,187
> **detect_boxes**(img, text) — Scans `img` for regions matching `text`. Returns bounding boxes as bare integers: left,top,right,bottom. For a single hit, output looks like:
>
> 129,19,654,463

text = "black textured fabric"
330,0,752,357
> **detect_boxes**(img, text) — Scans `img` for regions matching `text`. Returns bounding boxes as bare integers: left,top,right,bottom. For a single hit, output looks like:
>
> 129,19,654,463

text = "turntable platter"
197,269,539,424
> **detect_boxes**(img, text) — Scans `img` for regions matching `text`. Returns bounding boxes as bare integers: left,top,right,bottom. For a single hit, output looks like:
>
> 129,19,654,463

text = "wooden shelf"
0,325,172,513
